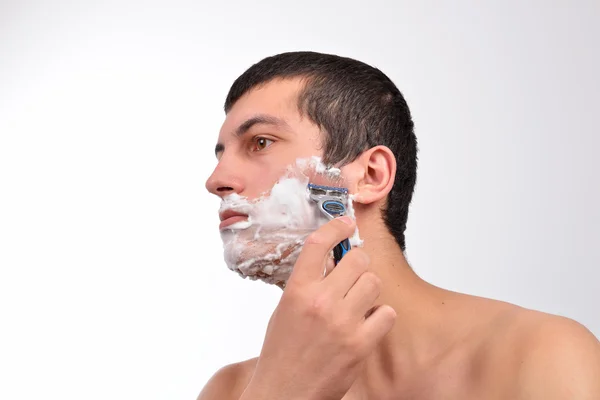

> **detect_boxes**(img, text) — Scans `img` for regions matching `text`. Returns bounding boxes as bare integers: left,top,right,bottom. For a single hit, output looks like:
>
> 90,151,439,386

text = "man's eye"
252,137,274,151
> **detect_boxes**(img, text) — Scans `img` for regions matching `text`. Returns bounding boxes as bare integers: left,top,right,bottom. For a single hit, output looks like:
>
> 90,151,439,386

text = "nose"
205,157,245,199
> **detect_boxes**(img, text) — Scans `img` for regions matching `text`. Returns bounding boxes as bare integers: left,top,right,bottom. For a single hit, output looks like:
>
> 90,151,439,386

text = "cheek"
244,167,288,200
243,148,324,200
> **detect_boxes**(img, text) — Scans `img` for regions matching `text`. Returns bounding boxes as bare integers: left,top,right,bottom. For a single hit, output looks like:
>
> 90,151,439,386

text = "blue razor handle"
322,199,352,265
333,238,351,265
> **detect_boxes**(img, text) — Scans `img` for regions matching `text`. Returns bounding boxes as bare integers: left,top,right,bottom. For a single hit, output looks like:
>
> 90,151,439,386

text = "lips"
219,210,249,230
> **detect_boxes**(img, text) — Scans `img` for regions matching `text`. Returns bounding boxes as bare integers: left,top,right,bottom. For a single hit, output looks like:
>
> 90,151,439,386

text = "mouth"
219,210,249,230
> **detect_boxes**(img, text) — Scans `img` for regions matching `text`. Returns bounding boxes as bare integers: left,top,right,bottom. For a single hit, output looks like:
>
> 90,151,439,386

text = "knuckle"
362,272,382,290
304,231,327,246
355,272,381,299
346,249,369,272
353,248,370,263
305,293,332,318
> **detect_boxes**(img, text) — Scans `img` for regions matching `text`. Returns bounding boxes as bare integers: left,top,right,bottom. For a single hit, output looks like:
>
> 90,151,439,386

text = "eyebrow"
214,114,291,157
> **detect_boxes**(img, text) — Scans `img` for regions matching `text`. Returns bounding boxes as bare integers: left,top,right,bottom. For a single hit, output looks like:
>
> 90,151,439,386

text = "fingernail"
338,216,353,225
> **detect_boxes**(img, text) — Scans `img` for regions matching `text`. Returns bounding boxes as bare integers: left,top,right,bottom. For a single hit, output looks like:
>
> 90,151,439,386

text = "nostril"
217,187,234,193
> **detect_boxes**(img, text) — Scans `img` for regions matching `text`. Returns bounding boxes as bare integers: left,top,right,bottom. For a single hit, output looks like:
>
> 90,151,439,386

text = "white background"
1,1,598,399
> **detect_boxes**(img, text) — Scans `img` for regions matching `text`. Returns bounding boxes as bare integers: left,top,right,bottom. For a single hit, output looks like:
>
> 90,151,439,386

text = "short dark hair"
225,51,418,251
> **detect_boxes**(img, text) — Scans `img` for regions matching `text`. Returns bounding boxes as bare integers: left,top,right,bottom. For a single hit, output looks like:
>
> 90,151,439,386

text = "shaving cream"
219,157,362,286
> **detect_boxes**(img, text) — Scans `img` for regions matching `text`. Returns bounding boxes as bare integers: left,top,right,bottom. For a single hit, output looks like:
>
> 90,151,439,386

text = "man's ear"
349,146,396,205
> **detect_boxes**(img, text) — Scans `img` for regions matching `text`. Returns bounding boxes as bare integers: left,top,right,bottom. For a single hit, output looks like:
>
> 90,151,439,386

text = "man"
199,51,600,399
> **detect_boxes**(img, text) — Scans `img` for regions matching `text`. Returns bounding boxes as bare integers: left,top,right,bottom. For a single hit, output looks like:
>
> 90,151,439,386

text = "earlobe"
353,146,396,205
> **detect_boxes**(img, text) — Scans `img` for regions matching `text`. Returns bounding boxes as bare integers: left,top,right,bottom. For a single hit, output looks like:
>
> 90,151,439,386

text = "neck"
354,218,470,392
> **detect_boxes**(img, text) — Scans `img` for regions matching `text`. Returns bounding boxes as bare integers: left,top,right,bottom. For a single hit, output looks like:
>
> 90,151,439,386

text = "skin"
199,78,600,400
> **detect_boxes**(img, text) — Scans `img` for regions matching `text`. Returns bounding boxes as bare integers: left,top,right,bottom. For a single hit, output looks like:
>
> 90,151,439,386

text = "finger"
343,271,382,317
359,305,396,350
322,248,370,298
288,216,356,285
323,253,335,277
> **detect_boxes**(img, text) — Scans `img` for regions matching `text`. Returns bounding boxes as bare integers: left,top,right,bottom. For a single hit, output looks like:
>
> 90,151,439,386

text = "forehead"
219,78,307,137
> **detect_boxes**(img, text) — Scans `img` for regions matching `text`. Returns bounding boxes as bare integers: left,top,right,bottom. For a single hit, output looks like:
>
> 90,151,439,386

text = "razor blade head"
307,183,348,197
307,183,353,264
307,183,349,218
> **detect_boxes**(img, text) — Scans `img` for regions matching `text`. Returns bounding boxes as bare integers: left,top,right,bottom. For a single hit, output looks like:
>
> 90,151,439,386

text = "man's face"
205,79,334,286
205,78,324,203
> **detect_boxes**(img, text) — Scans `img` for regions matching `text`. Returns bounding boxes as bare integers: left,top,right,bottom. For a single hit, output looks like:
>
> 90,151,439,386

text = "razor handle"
333,238,351,265
320,198,351,265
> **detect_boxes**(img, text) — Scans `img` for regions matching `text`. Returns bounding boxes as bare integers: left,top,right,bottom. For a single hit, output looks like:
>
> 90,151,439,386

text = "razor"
307,183,352,264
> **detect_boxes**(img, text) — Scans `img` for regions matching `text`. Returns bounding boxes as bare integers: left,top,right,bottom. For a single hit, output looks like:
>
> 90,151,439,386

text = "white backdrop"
1,1,598,399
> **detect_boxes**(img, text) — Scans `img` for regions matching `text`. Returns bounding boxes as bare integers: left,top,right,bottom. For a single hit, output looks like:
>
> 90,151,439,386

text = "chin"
223,235,303,286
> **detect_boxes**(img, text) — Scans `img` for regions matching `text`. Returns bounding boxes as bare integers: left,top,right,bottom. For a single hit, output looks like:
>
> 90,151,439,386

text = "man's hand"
240,216,396,400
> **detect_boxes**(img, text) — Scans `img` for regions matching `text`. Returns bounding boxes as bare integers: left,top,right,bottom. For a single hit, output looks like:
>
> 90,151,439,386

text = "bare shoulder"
452,293,600,398
197,357,258,400
509,308,600,363
508,309,600,399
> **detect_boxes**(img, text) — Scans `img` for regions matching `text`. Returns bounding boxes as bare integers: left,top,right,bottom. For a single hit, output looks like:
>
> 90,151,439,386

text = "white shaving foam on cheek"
219,156,362,286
